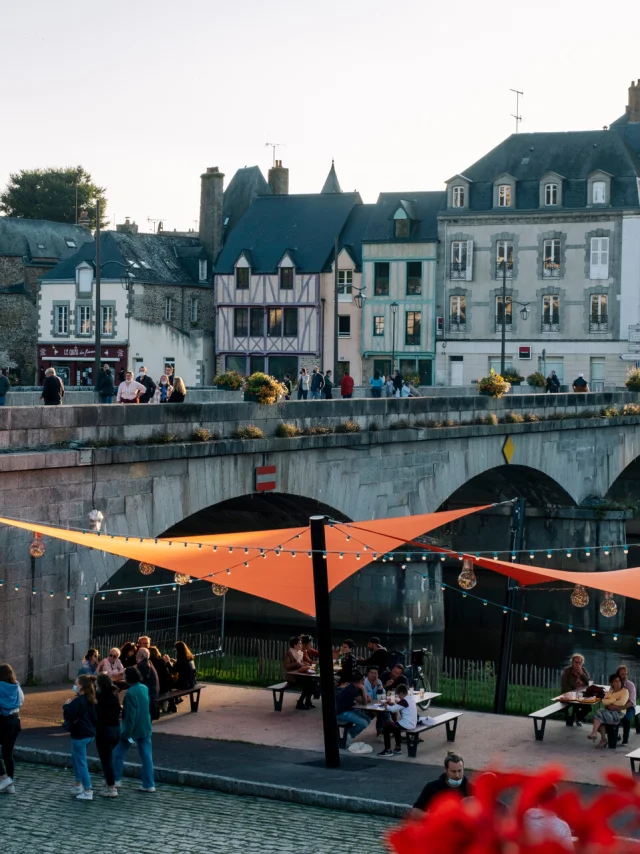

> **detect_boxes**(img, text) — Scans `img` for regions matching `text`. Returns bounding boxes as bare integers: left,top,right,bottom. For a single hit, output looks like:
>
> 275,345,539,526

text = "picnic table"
530,687,607,742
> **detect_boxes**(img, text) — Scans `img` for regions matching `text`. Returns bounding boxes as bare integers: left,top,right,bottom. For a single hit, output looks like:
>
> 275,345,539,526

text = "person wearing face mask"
154,374,173,403
62,674,98,800
409,752,470,817
135,366,157,404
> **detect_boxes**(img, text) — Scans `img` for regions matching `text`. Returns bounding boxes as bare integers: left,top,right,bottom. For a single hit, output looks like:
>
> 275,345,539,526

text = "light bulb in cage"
88,509,104,532
29,532,45,558
600,592,617,618
570,584,589,608
174,573,190,586
139,562,155,576
211,583,228,597
457,558,477,591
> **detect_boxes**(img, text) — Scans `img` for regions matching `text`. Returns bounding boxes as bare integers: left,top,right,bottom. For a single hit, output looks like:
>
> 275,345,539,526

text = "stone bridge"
1,391,639,680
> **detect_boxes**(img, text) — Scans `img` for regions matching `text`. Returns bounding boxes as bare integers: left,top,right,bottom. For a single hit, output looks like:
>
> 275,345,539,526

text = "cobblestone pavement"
0,764,394,854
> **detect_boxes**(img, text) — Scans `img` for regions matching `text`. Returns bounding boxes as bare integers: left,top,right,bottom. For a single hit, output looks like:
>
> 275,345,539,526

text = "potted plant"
213,370,245,391
526,371,546,388
476,369,511,398
244,372,287,405
502,368,524,386
625,367,640,392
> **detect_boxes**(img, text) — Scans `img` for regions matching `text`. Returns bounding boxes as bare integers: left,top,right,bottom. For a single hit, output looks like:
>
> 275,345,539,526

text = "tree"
0,166,108,228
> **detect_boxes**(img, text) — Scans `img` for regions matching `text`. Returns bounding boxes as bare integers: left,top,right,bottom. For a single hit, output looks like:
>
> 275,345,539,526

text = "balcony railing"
495,321,513,332
450,264,468,280
541,321,560,332
589,316,608,332
495,264,514,279
449,320,467,333
543,264,561,278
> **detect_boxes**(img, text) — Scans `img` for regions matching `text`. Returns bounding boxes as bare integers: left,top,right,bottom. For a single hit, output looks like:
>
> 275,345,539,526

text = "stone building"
0,217,92,381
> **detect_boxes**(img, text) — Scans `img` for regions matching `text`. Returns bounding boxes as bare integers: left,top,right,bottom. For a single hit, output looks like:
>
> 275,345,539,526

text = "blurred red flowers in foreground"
387,765,640,853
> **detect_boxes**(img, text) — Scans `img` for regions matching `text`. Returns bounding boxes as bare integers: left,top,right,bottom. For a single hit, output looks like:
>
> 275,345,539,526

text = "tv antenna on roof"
265,142,285,167
147,218,164,234
510,89,523,133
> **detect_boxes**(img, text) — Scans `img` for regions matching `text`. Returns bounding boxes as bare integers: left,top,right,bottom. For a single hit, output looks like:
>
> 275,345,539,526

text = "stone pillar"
268,160,289,195
198,167,225,262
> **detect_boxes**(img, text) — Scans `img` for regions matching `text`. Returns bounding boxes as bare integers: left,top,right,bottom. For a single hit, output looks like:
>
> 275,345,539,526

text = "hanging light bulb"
440,555,446,562
174,573,190,586
613,635,619,641
139,562,155,576
546,551,552,559
604,547,610,556
211,583,228,596
457,558,477,591
570,584,589,608
568,626,573,633
29,532,45,558
585,549,591,557
88,509,104,532
600,592,617,618
624,545,629,555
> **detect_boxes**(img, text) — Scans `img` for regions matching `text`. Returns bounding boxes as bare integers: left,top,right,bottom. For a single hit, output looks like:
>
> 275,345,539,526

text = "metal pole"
333,236,339,376
220,592,226,646
391,311,396,373
143,588,149,636
93,199,102,397
500,256,507,376
175,584,181,643
493,498,526,714
309,515,340,768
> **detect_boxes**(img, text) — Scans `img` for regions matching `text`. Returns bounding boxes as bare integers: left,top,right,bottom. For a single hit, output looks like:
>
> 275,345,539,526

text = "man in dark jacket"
0,370,9,406
96,365,115,403
393,370,403,397
309,367,324,400
545,370,560,394
358,637,389,673
323,370,334,399
41,368,64,405
135,366,157,403
337,639,359,686
410,752,470,817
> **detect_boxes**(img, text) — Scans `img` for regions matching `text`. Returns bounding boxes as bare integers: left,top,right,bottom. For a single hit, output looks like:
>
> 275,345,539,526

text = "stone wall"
0,257,43,382
132,283,215,333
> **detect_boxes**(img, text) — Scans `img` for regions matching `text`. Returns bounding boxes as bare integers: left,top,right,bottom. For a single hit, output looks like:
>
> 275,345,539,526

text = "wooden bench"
626,746,640,774
267,681,306,712
338,711,463,756
158,683,206,713
529,702,570,741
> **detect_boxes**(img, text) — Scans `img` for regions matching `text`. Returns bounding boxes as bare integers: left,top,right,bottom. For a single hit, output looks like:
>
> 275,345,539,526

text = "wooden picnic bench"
158,683,206,713
529,701,570,741
338,711,463,756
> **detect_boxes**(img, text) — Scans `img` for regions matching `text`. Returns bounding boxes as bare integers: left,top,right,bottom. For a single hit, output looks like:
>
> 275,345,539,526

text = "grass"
232,425,264,440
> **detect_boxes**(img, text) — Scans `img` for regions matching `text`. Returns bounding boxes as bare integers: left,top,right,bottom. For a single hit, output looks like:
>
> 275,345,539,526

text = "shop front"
38,344,129,387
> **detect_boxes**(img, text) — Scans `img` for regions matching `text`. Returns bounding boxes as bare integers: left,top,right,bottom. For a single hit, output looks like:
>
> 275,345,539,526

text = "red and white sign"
518,346,532,360
255,465,276,492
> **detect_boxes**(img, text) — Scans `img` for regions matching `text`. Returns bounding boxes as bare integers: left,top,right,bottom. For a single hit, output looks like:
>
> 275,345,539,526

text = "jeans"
337,710,370,738
383,721,403,750
298,389,308,400
0,714,21,778
310,389,322,400
0,396,5,406
100,395,113,404
113,736,155,789
370,387,382,398
342,393,352,399
96,725,120,786
70,736,93,790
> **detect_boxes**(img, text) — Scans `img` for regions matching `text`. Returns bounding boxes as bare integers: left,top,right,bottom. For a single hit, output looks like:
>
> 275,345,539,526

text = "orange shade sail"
0,506,489,616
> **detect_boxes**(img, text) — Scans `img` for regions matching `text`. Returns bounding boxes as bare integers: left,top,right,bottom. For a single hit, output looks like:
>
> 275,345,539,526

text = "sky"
1,0,638,232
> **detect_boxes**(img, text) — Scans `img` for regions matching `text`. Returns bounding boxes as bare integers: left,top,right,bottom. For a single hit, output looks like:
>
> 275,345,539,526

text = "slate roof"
42,231,208,286
449,131,640,211
321,161,342,194
335,203,374,269
214,192,362,274
0,217,93,262
610,115,640,161
223,166,272,236
363,192,446,242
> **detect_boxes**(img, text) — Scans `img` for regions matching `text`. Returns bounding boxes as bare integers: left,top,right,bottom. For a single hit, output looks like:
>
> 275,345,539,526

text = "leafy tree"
0,166,108,228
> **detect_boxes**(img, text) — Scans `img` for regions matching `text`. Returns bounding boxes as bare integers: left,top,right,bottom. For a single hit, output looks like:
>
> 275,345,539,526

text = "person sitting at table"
616,665,636,745
284,637,315,711
336,672,370,742
97,648,125,681
364,666,387,738
78,648,99,676
119,642,137,669
357,637,389,673
336,639,359,686
587,672,629,749
301,635,318,666
378,683,417,757
381,663,409,693
560,653,591,726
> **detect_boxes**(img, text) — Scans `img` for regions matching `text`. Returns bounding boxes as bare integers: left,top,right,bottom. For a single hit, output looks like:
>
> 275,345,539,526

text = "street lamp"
390,301,399,373
497,257,530,376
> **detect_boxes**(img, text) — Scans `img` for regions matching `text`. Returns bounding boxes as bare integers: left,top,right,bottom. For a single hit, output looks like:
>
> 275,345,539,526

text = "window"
65,239,77,249
373,316,385,336
37,243,45,250
268,355,298,381
453,186,465,208
249,307,263,337
374,262,390,295
234,307,248,336
250,355,265,375
543,239,561,277
592,181,606,204
405,311,421,345
406,261,422,295
544,184,558,206
451,241,468,279
394,218,410,238
590,294,608,332
338,315,351,338
226,355,246,374
590,237,609,279
498,185,512,207
495,296,512,329
489,356,513,374
283,307,298,337
373,359,391,378
164,297,173,321
164,259,179,271
54,305,69,335
198,259,208,282
496,241,514,278
101,305,114,335
279,267,294,290
449,296,466,332
190,298,199,323
77,267,92,293
77,304,91,335
236,267,249,289
268,308,282,336
541,295,559,332
337,270,353,299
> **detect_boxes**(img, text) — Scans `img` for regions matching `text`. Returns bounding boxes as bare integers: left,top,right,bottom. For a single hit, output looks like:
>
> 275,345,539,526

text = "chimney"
199,166,225,261
626,79,640,123
268,160,289,195
77,211,90,228
116,216,139,234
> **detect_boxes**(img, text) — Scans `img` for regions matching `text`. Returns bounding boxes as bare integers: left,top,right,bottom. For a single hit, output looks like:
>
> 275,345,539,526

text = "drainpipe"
320,298,326,371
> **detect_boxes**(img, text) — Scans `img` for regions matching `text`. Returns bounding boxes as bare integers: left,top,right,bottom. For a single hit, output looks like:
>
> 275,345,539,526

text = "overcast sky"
1,0,637,231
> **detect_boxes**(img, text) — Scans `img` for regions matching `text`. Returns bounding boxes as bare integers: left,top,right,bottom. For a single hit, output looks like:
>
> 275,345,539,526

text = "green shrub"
425,420,442,428
244,372,288,405
192,427,211,442
334,420,360,434
526,371,546,388
275,422,301,438
155,433,180,444
443,419,457,428
523,412,539,423
476,370,510,398
505,412,525,423
213,370,245,391
502,369,524,386
622,403,640,416
487,412,499,426
625,368,640,391
302,425,332,436
368,422,379,432
232,425,264,439
600,406,619,418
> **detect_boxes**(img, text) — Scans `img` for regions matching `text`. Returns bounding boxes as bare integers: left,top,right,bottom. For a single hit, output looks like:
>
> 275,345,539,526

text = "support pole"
93,199,102,397
500,256,507,376
493,498,525,715
175,583,181,643
333,237,339,377
309,515,340,768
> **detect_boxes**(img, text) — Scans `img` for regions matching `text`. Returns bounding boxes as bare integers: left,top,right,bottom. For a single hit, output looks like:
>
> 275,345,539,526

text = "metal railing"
590,316,608,332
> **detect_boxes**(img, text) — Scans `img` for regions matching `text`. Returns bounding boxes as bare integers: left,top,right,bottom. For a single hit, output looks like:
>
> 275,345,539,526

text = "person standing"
340,369,354,399
282,374,292,400
297,368,310,400
116,371,146,404
392,370,403,398
167,376,186,402
572,373,589,393
358,637,389,673
617,665,636,745
95,673,121,798
545,370,560,394
96,365,115,404
154,374,173,403
112,667,156,793
63,674,98,800
135,367,157,403
309,367,324,400
40,367,64,405
0,370,10,407
135,648,160,721
369,370,384,398
323,370,334,400
410,752,470,816
385,375,395,397
0,663,24,794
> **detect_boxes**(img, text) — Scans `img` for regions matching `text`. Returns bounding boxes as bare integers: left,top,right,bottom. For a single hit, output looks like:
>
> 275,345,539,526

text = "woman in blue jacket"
0,663,24,794
63,674,98,800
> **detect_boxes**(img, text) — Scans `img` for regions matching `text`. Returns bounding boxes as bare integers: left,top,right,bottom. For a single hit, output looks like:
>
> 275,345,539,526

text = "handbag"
584,684,605,699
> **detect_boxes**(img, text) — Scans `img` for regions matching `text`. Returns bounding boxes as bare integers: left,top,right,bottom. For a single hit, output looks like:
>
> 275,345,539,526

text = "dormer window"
592,181,606,204
198,259,208,282
452,186,465,208
236,267,249,289
280,266,294,290
498,185,512,207
544,184,558,206
393,207,410,238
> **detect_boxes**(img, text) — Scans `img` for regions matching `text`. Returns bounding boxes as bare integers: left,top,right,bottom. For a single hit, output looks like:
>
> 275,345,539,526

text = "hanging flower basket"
476,370,511,398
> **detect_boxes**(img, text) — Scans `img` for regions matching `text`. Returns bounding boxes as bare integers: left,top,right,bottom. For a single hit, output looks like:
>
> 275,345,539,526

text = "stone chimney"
268,160,289,195
116,216,139,234
626,79,640,123
77,211,90,228
199,166,225,261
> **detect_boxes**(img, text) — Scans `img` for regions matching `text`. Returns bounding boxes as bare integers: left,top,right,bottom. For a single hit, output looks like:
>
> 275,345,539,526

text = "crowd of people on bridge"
281,367,420,401
38,365,188,405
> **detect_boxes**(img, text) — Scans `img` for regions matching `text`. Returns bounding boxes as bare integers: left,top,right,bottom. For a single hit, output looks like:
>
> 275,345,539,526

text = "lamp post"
390,301,399,373
498,256,530,376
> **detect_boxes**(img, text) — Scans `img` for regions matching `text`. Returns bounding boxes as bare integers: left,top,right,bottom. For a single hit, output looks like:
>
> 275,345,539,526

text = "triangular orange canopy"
0,506,488,616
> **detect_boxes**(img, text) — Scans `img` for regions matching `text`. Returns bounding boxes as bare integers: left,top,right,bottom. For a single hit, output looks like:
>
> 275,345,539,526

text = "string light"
483,600,488,606
585,549,591,557
66,592,71,600
568,626,573,633
511,553,516,562
566,551,572,558
32,588,36,596
156,588,161,594
356,553,361,561
624,546,629,555
50,590,54,598
545,620,551,627
614,635,619,641
547,551,552,559
524,614,529,621
493,553,498,561
600,592,617,617
570,584,589,608
458,558,477,591
604,547,610,556
529,553,534,560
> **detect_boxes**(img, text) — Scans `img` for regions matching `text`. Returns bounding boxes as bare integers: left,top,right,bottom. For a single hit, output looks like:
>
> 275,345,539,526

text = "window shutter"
600,237,609,276
590,237,609,280
465,240,474,281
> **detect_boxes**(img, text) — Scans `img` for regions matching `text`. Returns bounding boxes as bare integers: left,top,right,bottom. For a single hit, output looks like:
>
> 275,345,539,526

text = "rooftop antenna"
510,88,523,133
147,218,164,234
265,142,285,167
